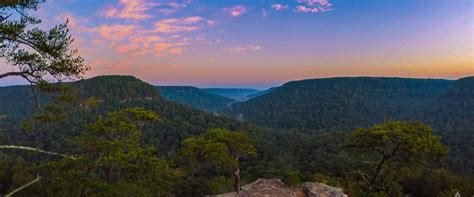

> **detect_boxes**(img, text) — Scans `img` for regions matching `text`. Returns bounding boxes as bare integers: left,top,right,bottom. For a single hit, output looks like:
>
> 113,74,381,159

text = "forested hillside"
417,77,474,174
1,76,272,155
0,76,282,195
225,77,454,130
156,86,237,112
1,76,473,196
224,77,474,175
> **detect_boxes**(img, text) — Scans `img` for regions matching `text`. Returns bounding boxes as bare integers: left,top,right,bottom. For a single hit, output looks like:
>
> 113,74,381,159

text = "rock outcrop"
302,182,347,197
213,179,347,197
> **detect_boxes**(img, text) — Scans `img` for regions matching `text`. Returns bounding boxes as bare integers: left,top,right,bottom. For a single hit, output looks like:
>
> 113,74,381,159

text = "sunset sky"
0,0,472,88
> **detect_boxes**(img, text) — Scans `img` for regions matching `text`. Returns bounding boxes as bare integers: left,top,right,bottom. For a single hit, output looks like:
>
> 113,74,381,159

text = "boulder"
212,179,347,197
301,182,348,197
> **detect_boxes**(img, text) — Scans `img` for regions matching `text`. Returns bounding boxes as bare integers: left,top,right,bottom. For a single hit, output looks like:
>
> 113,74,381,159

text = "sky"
0,0,473,88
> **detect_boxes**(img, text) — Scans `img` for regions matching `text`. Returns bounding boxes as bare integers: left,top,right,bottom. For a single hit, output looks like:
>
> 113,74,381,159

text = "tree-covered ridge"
157,86,237,112
418,76,474,174
0,75,272,154
226,77,455,130
224,76,474,175
1,75,473,196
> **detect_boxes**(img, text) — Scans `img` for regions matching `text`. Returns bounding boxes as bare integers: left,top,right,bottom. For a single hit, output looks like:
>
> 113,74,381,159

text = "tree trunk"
368,155,387,192
234,165,241,193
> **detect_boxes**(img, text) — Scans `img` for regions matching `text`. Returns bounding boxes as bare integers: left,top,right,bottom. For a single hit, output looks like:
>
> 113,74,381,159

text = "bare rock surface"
302,182,348,197
213,179,347,197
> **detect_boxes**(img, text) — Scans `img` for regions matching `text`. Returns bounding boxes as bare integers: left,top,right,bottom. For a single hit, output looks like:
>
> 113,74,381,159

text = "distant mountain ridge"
225,77,455,130
0,75,272,155
223,76,474,174
156,86,237,112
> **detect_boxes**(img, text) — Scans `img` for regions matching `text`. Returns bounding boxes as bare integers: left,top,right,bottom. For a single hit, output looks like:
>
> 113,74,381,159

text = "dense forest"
224,77,474,175
156,86,237,112
1,76,473,196
1,0,473,196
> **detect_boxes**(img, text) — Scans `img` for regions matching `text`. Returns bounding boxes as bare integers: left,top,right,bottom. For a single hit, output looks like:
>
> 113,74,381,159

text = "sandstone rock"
212,179,347,197
301,182,348,197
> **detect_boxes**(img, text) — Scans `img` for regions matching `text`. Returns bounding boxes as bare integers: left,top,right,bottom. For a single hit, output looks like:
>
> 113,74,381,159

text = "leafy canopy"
347,121,449,193
182,128,256,169
39,108,177,196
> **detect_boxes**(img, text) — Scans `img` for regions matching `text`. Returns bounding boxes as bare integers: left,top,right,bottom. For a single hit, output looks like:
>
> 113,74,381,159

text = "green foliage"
0,76,472,196
226,77,453,130
36,108,177,196
181,128,256,194
225,77,474,175
282,168,301,186
182,128,256,169
347,121,449,193
1,0,89,84
157,86,237,112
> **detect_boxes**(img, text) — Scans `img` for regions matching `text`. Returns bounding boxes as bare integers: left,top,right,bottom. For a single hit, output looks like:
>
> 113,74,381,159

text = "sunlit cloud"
97,24,137,40
297,0,330,6
224,6,247,17
154,16,204,33
227,45,263,54
102,0,159,20
295,6,319,13
271,4,289,11
154,42,186,55
295,0,333,13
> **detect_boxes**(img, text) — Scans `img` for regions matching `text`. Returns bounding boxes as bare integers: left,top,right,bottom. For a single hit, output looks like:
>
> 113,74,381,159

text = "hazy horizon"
0,0,472,88
1,74,471,89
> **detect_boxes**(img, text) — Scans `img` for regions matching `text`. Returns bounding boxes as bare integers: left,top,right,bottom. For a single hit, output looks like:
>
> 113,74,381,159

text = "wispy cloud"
224,5,247,17
271,4,289,11
154,16,204,33
261,8,268,18
297,0,331,6
102,0,159,20
227,45,263,54
295,0,333,13
295,6,319,13
96,24,137,40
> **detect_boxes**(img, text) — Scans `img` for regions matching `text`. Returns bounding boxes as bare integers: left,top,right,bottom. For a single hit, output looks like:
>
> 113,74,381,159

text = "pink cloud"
168,2,187,9
295,0,333,13
130,35,161,45
297,0,330,6
227,45,263,54
116,44,140,53
154,42,186,55
97,24,137,40
224,6,247,17
295,6,319,13
154,16,204,33
102,0,159,20
271,4,289,11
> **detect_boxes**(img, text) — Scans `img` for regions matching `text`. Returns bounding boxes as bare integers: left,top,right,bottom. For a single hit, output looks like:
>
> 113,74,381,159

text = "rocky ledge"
213,179,347,197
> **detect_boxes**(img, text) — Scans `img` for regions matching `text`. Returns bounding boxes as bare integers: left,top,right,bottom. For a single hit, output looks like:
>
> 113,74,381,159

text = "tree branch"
350,170,370,185
4,174,41,197
0,71,24,79
0,145,75,160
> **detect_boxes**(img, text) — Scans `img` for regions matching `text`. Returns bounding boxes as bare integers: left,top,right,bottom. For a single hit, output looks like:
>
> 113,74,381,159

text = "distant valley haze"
0,0,473,196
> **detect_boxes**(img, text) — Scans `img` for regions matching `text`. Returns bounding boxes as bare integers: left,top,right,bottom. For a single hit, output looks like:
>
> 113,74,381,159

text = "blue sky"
0,0,472,88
